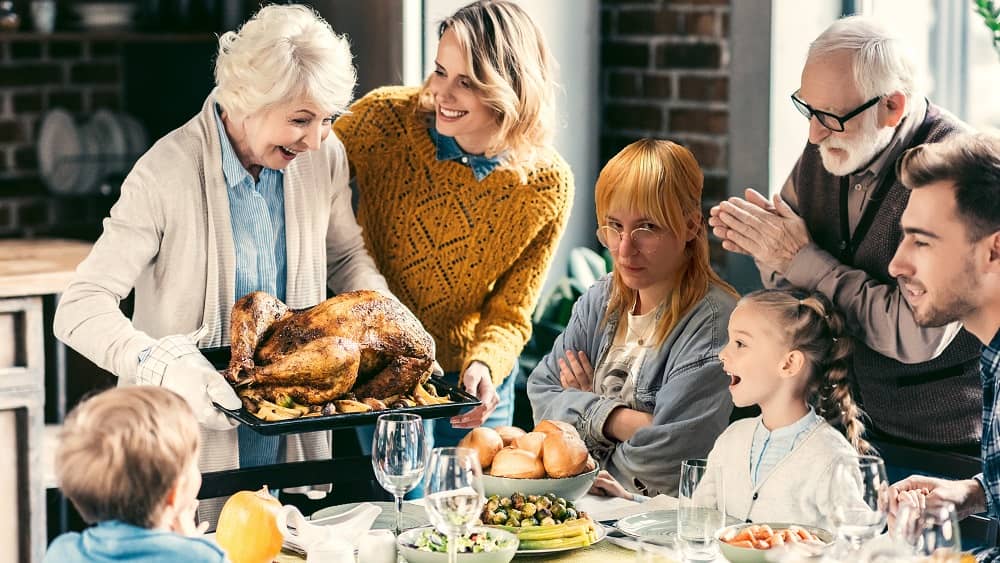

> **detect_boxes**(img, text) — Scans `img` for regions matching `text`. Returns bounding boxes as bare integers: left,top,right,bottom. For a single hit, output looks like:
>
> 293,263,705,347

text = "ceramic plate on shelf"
118,112,149,160
38,109,82,195
74,121,102,194
91,109,128,175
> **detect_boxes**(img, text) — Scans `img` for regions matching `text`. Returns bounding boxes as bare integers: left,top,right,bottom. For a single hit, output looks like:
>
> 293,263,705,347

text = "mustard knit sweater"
334,86,574,383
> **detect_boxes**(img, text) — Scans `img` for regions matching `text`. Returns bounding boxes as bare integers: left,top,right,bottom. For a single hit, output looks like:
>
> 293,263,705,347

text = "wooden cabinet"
0,239,91,563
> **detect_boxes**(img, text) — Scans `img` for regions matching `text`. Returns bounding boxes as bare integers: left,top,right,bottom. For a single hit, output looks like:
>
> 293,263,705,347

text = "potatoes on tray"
459,420,593,479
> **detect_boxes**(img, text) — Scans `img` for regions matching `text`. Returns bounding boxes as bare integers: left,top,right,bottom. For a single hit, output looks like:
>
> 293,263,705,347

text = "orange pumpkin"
215,485,283,563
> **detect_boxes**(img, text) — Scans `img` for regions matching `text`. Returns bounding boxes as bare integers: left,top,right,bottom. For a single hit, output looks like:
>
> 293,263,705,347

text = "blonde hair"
741,289,871,455
808,15,918,100
215,4,356,117
55,386,200,528
595,139,737,345
417,0,558,180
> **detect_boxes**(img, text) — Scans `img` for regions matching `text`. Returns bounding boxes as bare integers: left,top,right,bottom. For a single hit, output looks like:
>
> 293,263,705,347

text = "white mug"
30,0,55,33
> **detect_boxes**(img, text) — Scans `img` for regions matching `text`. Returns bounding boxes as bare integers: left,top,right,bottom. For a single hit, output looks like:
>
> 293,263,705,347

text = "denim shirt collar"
213,103,283,189
429,127,502,181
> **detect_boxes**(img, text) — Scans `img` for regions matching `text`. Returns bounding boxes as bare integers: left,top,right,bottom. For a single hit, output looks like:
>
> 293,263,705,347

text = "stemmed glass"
423,447,485,563
826,455,889,555
372,413,426,536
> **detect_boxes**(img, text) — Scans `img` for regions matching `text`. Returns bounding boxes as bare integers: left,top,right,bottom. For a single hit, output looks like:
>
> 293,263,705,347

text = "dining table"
268,493,689,563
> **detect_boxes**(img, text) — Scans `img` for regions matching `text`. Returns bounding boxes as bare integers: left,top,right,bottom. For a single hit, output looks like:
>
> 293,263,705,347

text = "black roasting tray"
202,347,481,436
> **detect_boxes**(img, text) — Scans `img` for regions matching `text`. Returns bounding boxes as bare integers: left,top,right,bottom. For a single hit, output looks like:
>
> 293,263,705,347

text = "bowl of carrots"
716,523,833,563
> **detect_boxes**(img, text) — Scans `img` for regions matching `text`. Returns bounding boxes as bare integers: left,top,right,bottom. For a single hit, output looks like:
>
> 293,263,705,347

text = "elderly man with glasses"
709,16,981,467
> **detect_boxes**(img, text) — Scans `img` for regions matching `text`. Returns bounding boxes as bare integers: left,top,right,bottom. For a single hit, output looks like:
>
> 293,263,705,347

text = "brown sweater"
794,103,982,448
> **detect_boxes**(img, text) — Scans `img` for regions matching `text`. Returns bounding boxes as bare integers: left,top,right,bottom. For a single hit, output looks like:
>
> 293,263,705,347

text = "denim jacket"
527,275,736,496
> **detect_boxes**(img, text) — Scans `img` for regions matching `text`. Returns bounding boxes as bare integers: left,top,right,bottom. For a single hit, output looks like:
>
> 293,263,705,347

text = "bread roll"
490,447,546,479
494,425,527,447
511,431,546,457
582,455,597,473
533,419,580,439
541,431,589,478
458,427,503,469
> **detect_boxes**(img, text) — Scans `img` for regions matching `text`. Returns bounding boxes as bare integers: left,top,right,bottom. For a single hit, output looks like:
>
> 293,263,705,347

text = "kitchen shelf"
0,30,217,42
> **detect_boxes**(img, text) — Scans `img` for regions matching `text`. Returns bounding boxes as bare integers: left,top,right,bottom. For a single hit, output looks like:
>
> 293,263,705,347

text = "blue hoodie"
45,520,227,563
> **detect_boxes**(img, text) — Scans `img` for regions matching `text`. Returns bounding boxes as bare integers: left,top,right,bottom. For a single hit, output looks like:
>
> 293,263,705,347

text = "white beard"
818,112,896,177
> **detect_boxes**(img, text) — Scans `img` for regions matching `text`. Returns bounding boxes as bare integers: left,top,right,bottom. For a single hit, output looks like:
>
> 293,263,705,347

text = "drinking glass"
893,501,962,559
826,455,889,554
423,447,485,563
636,534,680,563
372,413,426,536
677,459,725,562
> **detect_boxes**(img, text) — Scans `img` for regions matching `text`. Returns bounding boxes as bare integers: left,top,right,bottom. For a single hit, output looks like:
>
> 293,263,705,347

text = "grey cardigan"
527,276,736,496
53,92,389,496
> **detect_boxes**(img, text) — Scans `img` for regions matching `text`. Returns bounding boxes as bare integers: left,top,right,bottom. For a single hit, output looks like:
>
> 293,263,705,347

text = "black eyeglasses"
790,90,881,132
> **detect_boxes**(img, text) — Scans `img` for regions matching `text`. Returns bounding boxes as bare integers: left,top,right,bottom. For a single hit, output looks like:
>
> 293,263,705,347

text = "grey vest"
794,103,982,448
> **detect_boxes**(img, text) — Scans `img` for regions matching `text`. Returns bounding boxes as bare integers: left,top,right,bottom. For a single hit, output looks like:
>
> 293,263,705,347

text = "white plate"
615,509,741,538
310,501,430,532
514,520,606,556
92,109,128,175
118,112,149,162
37,109,82,195
75,121,102,194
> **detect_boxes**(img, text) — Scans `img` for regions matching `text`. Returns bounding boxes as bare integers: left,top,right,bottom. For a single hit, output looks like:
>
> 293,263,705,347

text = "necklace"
628,300,665,346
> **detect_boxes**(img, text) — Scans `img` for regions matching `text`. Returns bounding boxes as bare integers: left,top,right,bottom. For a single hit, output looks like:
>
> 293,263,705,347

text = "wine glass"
677,459,725,562
423,447,485,563
826,455,889,555
372,413,426,536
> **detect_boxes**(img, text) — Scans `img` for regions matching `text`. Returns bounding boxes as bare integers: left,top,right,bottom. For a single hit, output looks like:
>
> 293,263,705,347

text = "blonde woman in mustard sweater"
334,0,573,448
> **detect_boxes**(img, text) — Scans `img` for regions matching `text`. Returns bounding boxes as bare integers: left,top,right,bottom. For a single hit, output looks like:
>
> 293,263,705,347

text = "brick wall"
0,36,124,237
600,0,731,264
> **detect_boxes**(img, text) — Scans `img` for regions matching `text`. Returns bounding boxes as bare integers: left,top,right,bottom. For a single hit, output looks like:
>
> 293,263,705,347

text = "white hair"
808,15,919,100
214,4,356,118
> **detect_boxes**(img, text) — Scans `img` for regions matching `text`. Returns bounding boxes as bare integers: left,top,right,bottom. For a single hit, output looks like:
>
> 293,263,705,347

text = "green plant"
975,0,1000,59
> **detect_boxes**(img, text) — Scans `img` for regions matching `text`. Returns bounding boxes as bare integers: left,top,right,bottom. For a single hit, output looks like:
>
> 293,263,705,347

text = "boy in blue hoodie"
45,386,226,562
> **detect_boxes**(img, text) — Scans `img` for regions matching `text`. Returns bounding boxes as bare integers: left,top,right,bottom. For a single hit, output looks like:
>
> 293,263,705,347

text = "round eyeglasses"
597,225,660,253
790,90,881,132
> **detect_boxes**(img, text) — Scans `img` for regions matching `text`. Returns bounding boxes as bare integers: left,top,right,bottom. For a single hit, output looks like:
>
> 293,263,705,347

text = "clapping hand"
708,188,811,274
559,350,594,391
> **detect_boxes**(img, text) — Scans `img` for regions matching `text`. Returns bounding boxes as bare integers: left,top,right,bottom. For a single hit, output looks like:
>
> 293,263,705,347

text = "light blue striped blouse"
749,407,822,486
213,104,285,467
213,104,287,304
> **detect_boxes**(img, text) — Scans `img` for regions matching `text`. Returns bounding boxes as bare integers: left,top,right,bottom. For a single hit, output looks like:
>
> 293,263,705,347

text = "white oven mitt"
136,327,241,431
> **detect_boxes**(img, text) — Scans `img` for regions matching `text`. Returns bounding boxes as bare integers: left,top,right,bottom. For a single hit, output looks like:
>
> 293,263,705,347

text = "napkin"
279,502,381,554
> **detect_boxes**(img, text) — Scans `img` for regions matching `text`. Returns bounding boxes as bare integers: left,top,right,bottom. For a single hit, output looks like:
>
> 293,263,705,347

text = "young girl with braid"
593,288,870,531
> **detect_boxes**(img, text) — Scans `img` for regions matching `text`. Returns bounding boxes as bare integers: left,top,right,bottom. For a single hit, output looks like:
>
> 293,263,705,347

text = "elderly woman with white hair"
54,4,387,516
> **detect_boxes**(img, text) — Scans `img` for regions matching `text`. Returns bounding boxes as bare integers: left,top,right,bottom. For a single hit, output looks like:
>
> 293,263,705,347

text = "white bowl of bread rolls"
461,420,598,500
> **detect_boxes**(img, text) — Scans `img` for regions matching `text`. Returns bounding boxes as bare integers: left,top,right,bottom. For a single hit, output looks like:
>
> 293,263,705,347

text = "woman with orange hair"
527,139,738,497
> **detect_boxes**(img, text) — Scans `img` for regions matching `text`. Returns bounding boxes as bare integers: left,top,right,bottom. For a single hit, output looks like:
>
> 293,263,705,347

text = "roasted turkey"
224,290,436,406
